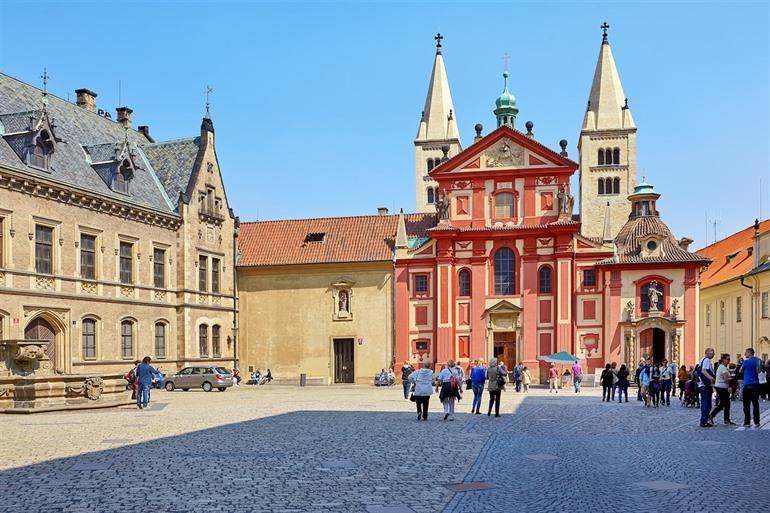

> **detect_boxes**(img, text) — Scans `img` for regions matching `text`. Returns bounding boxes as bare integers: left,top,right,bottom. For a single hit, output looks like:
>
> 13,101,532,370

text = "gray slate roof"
0,72,202,215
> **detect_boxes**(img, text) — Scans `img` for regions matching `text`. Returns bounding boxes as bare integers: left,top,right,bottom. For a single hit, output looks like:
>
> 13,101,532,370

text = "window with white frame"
762,292,769,319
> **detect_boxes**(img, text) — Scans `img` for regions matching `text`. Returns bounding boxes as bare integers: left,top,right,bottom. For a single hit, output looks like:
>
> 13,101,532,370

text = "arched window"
494,248,515,295
154,322,166,358
613,148,620,165
613,177,620,194
597,149,605,165
212,325,221,357
458,269,471,297
598,179,605,195
605,149,613,165
494,192,514,218
199,324,208,357
29,131,53,170
539,266,552,294
82,318,96,359
120,320,133,359
427,159,435,173
606,178,614,194
112,160,132,194
427,188,434,204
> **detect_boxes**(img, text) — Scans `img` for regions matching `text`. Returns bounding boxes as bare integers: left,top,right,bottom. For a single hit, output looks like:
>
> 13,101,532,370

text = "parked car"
164,366,233,392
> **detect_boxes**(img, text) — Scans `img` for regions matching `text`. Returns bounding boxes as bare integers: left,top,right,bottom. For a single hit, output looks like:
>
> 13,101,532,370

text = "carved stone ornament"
14,344,46,362
485,141,524,167
536,176,557,185
452,180,471,189
66,376,105,400
671,298,680,320
625,301,635,322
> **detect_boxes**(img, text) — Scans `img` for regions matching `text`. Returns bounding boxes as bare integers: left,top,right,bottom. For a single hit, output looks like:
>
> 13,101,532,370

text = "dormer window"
27,130,54,170
111,159,133,194
305,232,325,243
640,234,665,258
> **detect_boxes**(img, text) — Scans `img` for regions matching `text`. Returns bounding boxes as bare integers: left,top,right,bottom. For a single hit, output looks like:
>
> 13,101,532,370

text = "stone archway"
24,313,67,374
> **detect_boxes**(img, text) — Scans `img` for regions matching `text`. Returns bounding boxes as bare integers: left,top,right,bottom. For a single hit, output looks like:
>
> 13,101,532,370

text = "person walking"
600,364,613,402
438,360,462,421
635,359,645,401
639,361,651,407
740,347,763,427
659,359,673,406
571,360,583,393
124,360,140,401
487,358,505,417
408,363,434,421
401,361,414,400
677,365,689,401
610,362,619,401
697,347,716,428
649,364,661,408
135,356,159,410
522,366,532,393
469,360,487,414
709,354,736,426
617,364,630,403
513,363,523,393
548,363,559,394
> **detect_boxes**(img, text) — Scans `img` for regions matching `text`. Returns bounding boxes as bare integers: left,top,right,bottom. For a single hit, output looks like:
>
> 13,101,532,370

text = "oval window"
647,240,658,251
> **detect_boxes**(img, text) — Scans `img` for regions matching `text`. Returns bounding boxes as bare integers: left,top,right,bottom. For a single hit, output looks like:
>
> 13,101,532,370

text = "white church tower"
578,23,637,241
414,33,462,213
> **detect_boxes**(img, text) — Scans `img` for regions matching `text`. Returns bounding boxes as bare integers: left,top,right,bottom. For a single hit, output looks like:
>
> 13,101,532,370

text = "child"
522,366,532,393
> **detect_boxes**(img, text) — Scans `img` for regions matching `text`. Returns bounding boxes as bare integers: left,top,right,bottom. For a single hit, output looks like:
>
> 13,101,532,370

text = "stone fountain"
0,339,129,413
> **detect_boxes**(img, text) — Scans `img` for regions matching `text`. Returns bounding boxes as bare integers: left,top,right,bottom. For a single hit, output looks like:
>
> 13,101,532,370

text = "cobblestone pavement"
1,384,769,513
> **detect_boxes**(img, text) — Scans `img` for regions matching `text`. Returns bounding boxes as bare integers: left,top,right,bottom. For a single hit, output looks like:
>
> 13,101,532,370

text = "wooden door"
25,317,56,364
493,332,516,370
333,338,355,383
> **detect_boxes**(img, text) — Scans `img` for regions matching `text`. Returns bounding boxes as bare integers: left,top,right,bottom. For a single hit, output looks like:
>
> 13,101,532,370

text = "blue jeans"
403,380,411,399
471,382,485,412
699,386,712,426
574,376,582,392
611,383,617,400
137,384,151,408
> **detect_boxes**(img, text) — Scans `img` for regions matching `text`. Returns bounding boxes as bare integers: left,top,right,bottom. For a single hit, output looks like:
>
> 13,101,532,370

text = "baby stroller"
681,379,699,408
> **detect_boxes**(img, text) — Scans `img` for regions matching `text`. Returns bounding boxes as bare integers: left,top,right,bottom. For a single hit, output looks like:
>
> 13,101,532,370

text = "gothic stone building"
0,73,237,378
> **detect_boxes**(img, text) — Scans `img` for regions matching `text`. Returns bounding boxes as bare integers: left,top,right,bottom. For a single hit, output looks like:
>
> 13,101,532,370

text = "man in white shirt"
698,348,716,427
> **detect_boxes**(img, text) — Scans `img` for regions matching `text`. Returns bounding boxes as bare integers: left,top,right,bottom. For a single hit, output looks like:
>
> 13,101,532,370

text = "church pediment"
432,126,576,176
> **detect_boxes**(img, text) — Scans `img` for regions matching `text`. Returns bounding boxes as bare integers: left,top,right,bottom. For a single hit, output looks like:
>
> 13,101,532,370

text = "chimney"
75,88,97,113
678,237,693,251
377,207,389,216
116,107,133,129
137,125,154,143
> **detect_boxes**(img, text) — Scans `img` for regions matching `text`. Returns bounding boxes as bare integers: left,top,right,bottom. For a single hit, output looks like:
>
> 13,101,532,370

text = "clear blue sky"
1,1,767,248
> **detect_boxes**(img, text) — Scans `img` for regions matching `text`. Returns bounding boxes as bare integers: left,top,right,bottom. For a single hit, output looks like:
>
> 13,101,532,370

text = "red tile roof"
697,220,770,289
238,213,436,267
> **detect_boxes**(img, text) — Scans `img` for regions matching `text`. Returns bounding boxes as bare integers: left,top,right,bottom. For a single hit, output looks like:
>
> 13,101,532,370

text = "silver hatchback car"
164,366,234,392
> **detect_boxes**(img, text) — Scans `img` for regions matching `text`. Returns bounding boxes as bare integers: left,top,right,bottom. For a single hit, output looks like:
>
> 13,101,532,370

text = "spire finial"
601,22,610,44
204,85,213,117
40,67,50,109
502,52,510,72
434,32,443,53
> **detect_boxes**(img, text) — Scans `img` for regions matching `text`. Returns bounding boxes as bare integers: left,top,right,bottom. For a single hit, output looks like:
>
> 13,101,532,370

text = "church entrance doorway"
333,338,355,383
639,327,666,364
493,331,516,371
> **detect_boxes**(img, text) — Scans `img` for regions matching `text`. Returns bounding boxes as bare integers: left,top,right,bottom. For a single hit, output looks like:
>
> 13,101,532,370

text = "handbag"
465,378,472,390
759,370,767,385
409,383,417,402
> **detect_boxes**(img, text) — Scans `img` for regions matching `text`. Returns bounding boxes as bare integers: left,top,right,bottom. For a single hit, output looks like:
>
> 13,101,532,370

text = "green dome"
495,71,517,109
632,180,657,195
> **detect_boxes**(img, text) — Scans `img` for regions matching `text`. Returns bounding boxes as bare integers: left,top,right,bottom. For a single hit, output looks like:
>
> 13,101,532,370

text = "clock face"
647,240,658,251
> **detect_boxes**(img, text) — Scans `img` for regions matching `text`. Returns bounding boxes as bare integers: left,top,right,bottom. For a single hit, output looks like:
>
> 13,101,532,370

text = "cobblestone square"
1,385,769,513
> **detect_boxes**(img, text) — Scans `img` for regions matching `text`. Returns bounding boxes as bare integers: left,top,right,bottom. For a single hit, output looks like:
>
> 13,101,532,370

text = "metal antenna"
118,79,122,107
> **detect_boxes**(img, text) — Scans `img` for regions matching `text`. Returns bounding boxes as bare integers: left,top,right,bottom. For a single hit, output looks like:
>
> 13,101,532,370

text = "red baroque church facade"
394,31,709,382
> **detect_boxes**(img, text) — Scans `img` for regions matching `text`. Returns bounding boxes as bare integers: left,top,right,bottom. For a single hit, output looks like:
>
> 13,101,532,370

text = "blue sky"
1,1,767,248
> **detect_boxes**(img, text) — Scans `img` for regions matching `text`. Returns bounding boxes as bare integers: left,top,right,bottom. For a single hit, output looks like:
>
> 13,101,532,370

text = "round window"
647,240,658,251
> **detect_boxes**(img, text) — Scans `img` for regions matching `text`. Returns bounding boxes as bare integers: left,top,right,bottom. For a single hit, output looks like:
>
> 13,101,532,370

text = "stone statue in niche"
670,298,680,319
557,184,574,215
648,281,663,311
338,290,349,313
485,141,524,167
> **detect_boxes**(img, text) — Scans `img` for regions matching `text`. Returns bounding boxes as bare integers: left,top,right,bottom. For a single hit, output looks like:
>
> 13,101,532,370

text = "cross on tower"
502,52,510,72
434,33,443,51
601,22,610,44
205,85,213,116
40,68,49,93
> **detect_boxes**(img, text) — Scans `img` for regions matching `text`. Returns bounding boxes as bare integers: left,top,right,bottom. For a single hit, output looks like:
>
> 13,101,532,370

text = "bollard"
300,373,306,387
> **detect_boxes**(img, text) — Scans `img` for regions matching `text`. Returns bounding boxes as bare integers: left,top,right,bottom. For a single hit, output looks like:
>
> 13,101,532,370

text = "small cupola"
493,71,519,128
628,178,661,218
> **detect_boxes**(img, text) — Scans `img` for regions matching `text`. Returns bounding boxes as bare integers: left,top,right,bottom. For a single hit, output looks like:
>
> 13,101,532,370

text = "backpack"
449,368,459,389
496,367,507,387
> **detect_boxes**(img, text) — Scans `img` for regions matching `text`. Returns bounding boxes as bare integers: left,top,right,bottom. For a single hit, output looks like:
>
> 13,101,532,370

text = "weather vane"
40,68,50,108
205,85,213,116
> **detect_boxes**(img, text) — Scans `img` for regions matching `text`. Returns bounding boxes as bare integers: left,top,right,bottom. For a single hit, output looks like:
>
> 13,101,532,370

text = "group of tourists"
697,347,768,428
401,359,532,421
124,356,160,409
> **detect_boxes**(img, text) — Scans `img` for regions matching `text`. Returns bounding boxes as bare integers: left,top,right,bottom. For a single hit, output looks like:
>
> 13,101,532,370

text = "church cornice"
580,128,636,138
587,164,629,173
0,164,183,230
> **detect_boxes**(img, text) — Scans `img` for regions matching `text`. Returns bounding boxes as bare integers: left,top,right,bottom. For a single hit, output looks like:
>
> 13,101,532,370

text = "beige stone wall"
700,275,770,361
0,137,236,378
578,129,637,239
237,262,394,384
